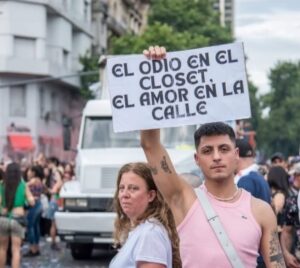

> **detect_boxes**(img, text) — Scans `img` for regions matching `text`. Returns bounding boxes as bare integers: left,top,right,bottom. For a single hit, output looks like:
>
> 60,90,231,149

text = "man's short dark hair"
194,122,236,149
236,139,255,158
270,152,285,163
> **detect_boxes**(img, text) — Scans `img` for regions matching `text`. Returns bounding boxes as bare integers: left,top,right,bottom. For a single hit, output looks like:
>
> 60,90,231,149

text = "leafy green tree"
110,0,232,54
248,81,261,131
79,53,99,99
148,0,232,45
110,22,210,54
109,0,264,136
258,61,300,156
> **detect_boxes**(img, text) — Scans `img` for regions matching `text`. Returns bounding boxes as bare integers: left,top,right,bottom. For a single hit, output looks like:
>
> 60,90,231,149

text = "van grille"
101,167,119,188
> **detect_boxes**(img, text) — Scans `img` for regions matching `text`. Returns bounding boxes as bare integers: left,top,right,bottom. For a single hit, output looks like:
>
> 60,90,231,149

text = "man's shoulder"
251,196,275,223
246,170,264,178
240,171,266,183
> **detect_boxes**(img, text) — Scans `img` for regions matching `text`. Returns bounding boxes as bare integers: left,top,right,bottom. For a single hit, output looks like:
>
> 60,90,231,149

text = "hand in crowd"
283,252,300,268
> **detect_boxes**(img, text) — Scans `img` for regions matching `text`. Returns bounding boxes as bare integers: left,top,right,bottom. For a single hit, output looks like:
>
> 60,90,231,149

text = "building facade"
92,0,150,55
214,0,234,34
0,0,93,162
0,0,233,163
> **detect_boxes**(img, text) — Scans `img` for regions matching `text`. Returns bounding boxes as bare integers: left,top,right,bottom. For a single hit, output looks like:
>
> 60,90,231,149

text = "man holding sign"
107,44,285,267
140,46,284,268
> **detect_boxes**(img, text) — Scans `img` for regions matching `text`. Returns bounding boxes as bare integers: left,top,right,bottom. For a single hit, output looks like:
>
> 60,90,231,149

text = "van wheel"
70,243,93,260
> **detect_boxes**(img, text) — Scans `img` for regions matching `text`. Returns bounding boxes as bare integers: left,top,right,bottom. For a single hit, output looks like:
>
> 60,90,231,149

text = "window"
14,36,36,59
10,86,26,117
81,117,196,149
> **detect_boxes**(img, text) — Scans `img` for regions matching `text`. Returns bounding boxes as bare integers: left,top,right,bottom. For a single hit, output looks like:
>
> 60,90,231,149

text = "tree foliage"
79,53,99,99
148,0,232,45
248,81,261,131
258,61,300,156
110,22,210,54
109,0,264,140
110,0,232,54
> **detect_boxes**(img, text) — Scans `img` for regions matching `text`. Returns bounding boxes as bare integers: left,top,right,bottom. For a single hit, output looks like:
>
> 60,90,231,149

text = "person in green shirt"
0,162,35,268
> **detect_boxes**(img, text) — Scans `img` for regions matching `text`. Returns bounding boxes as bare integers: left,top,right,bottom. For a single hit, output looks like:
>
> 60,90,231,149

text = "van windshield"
81,116,196,149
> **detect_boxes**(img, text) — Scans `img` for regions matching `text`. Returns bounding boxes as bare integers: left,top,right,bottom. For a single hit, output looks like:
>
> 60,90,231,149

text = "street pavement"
14,238,116,268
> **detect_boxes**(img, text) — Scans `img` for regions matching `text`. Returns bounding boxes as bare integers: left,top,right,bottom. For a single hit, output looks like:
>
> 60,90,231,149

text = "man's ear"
235,147,240,159
194,153,198,162
194,152,201,165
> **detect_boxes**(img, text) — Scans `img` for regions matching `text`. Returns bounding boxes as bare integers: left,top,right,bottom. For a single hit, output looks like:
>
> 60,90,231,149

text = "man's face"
194,135,239,182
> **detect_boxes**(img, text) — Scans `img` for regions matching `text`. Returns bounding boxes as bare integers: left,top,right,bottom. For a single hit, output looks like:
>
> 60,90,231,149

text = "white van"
55,99,202,259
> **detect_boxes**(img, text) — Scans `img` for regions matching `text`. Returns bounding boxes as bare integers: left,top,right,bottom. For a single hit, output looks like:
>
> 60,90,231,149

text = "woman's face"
44,167,49,177
27,168,34,179
65,164,72,173
118,171,155,223
294,173,300,187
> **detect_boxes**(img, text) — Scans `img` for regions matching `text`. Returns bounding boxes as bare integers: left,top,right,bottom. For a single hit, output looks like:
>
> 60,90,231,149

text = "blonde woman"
109,162,181,268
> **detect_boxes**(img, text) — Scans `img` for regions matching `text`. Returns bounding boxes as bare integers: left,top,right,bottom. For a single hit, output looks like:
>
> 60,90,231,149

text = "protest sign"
107,42,251,132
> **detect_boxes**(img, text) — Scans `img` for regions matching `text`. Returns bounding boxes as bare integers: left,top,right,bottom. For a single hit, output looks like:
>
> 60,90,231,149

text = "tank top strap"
237,189,252,209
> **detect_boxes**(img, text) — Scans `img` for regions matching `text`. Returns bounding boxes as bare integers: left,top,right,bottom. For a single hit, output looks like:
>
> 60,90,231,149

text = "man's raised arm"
140,129,184,200
140,129,193,224
140,46,197,225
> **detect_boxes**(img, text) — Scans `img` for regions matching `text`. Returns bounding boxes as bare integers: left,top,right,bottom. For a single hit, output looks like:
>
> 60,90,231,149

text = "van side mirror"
62,117,72,151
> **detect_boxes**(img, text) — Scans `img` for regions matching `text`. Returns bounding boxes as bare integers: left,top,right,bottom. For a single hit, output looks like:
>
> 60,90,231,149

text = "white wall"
0,0,92,160
0,80,9,156
0,36,14,57
8,2,46,38
72,31,92,70
0,1,47,73
47,16,72,52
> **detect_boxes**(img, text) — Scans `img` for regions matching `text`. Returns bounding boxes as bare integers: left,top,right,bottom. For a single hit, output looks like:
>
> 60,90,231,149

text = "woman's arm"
25,184,35,206
280,225,300,267
137,262,166,268
272,192,285,215
50,171,63,194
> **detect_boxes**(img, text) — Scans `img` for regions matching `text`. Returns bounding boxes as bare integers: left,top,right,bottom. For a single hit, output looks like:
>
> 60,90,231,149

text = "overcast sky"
235,0,300,95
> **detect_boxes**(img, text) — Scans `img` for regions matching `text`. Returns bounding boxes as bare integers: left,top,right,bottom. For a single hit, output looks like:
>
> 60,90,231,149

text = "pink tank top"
177,185,261,268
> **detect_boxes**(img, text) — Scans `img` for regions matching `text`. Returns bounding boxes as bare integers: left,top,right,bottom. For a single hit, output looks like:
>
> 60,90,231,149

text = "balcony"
107,16,128,36
0,56,48,76
46,0,93,36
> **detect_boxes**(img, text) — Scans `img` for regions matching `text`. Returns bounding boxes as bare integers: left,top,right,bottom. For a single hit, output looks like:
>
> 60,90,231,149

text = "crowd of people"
108,46,299,268
235,139,300,267
2,46,300,268
0,154,75,268
2,129,298,267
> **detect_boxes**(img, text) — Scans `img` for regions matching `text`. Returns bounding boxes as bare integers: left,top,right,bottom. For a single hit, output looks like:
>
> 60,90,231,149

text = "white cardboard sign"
107,42,251,132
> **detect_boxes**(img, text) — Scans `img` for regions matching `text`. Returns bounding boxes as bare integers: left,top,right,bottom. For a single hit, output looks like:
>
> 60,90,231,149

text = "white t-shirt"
109,219,172,268
234,163,259,183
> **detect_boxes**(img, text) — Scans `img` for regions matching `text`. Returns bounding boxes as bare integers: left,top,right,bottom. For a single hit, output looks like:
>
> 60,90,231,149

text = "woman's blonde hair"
113,162,182,268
